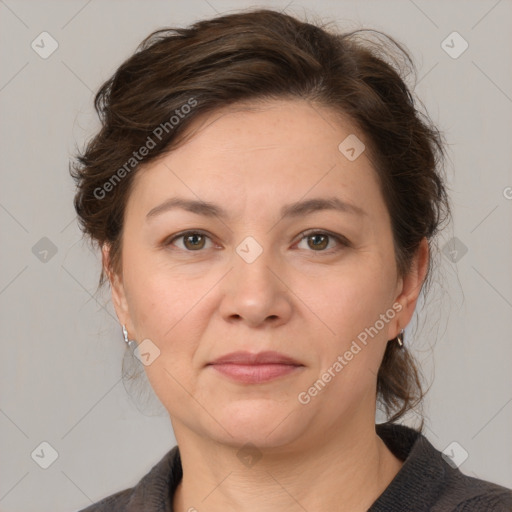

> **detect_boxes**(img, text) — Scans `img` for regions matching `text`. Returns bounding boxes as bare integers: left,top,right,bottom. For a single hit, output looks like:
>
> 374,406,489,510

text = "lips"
209,350,302,366
207,351,304,384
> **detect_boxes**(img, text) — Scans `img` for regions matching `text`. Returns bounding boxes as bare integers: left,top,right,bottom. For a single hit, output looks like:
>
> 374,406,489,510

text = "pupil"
310,234,327,250
186,234,203,249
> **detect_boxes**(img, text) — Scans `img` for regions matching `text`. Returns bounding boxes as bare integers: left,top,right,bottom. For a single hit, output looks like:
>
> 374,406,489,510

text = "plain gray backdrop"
1,1,511,510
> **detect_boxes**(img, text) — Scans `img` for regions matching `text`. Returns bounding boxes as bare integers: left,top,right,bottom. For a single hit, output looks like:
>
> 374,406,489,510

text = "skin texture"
104,99,429,511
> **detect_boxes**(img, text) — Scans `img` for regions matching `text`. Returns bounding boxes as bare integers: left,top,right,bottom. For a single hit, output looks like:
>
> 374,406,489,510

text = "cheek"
311,258,394,326
125,266,200,342
121,251,218,382
122,266,207,403
122,233,196,329
304,258,396,374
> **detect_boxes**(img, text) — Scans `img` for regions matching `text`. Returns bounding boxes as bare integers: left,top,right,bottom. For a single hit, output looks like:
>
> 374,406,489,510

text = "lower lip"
209,363,302,383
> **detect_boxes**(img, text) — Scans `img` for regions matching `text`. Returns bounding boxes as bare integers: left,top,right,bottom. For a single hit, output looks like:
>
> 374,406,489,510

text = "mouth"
206,351,304,384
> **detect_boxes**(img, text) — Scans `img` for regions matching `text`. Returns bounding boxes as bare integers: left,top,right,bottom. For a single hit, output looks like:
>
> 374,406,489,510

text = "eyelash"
164,229,350,254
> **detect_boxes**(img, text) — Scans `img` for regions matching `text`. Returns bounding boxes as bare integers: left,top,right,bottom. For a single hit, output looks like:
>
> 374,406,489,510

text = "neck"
172,416,403,512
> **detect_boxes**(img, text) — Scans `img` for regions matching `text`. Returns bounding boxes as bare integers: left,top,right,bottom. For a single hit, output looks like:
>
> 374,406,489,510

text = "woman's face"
108,99,424,449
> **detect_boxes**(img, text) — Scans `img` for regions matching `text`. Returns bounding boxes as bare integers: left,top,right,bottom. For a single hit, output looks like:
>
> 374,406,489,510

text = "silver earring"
396,329,405,348
122,324,137,351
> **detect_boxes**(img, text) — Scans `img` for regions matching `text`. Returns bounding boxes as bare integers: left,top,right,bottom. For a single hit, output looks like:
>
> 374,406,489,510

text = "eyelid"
295,229,351,250
164,229,350,252
164,229,217,249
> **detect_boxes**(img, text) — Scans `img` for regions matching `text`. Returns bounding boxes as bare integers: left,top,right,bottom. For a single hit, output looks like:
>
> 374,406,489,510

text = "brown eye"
307,233,329,250
183,233,206,250
296,230,349,253
166,231,213,251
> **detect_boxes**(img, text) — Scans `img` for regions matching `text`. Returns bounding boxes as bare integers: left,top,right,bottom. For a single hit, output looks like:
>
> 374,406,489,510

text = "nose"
218,246,293,328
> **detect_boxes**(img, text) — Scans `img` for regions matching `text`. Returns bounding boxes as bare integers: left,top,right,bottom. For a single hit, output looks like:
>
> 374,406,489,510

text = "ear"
388,237,429,339
102,244,130,328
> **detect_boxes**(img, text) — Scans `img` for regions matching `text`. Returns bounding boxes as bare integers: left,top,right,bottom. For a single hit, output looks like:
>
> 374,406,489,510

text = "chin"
207,399,309,449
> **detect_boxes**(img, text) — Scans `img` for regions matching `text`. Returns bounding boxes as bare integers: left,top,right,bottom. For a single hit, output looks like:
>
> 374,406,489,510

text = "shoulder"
74,445,182,512
438,472,512,511
371,423,512,511
422,435,512,511
77,488,132,512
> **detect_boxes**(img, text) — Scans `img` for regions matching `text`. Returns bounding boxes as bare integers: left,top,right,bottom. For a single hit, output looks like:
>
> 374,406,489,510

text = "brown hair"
71,8,450,424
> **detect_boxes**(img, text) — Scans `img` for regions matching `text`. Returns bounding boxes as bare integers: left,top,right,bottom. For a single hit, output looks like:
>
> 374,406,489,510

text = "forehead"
171,98,362,159
128,99,386,223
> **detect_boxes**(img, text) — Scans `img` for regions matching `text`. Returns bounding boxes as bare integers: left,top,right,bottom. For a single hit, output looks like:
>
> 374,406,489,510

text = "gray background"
1,0,511,510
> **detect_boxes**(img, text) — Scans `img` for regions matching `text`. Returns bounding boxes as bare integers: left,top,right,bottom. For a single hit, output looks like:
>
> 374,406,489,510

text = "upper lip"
208,351,303,366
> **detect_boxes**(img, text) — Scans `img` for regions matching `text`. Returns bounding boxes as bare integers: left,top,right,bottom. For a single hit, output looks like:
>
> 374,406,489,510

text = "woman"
71,8,512,511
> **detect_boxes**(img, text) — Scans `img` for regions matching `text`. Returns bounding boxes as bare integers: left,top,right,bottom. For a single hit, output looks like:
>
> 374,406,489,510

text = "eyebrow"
146,196,366,221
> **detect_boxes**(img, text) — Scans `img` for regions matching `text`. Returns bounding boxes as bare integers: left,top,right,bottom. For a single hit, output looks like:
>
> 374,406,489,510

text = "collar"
368,422,446,511
123,423,443,511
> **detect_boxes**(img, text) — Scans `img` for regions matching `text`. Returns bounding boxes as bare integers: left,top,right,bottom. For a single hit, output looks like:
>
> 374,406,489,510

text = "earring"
396,329,405,348
122,324,137,351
